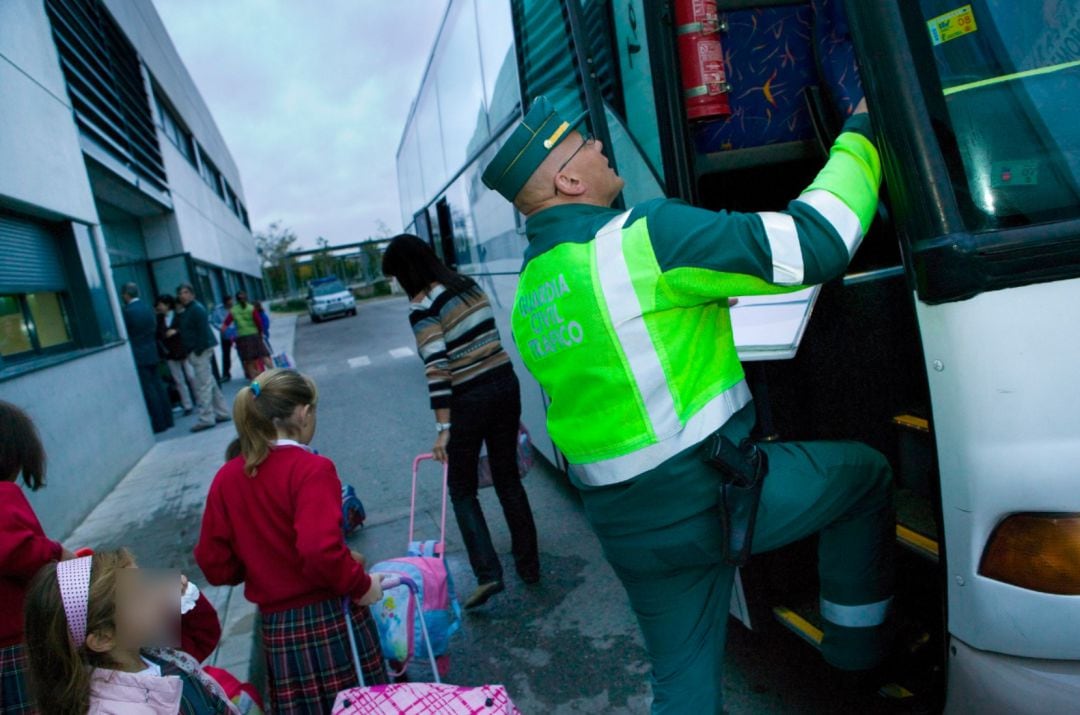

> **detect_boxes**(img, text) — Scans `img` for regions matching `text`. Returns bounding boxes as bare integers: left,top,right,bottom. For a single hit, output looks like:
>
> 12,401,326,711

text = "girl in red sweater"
194,368,387,713
0,401,74,715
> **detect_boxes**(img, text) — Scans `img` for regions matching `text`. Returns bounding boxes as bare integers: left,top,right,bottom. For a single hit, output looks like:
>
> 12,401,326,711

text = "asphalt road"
293,296,922,714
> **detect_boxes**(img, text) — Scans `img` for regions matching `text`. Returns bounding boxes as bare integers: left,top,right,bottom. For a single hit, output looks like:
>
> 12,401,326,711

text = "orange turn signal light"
979,513,1080,595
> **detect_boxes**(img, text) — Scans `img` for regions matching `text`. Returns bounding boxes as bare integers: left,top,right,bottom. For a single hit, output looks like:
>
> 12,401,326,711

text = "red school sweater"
193,445,371,613
0,482,62,646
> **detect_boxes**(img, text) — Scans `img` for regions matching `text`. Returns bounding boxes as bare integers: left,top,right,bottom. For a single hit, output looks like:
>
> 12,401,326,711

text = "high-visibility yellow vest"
511,114,881,487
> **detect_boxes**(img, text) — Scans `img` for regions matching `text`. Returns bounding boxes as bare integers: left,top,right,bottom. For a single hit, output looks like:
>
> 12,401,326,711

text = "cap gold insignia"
542,121,571,150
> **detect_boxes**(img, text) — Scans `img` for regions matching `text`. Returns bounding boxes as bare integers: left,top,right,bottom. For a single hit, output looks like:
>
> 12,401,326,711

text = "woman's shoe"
464,581,505,610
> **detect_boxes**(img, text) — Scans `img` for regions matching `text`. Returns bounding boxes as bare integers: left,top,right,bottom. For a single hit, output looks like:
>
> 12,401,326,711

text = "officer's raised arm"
644,105,882,302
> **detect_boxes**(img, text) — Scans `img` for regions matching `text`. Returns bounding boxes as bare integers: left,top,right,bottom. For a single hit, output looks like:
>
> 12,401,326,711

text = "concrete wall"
0,0,154,540
0,0,97,224
153,138,262,277
4,345,153,540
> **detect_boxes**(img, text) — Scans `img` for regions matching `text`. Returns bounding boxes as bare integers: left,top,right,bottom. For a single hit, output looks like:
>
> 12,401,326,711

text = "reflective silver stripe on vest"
575,210,753,487
796,189,864,256
593,211,682,441
571,379,752,486
820,596,892,628
758,211,804,286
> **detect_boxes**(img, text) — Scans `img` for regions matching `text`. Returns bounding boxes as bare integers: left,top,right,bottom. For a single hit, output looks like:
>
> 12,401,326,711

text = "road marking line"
389,347,415,359
347,356,371,368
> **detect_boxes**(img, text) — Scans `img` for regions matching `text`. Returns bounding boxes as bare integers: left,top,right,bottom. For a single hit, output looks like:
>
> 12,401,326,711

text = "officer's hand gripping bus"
396,1,1080,710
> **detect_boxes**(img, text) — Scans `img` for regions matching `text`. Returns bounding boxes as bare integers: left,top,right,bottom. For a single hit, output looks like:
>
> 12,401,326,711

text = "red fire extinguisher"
675,0,731,121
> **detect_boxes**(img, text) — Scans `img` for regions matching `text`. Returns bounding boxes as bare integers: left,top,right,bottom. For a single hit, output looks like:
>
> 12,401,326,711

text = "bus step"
895,489,940,563
772,604,823,649
771,603,919,700
892,413,930,433
892,412,937,495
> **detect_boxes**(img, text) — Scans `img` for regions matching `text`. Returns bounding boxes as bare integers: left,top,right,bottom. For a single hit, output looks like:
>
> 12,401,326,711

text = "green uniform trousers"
578,403,895,714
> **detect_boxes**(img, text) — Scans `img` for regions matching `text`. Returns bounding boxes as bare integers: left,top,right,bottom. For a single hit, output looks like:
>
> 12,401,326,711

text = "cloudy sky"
152,0,445,249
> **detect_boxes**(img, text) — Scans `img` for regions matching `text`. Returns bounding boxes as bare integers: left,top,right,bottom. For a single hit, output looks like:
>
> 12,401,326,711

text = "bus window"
913,0,1080,229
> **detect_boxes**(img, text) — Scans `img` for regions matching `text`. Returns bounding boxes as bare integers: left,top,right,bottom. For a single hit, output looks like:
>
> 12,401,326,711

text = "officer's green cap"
481,96,587,202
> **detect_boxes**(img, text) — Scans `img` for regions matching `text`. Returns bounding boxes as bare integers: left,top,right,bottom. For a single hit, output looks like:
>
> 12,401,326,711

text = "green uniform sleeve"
646,113,882,302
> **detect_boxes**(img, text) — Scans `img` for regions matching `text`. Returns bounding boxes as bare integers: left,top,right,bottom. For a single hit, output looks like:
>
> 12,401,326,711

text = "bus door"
624,0,948,702
846,0,1080,710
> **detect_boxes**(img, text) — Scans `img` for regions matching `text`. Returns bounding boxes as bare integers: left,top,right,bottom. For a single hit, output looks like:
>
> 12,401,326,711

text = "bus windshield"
914,0,1080,230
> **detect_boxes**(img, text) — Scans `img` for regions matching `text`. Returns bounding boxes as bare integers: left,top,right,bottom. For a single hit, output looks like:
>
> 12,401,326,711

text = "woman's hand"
357,574,384,606
432,430,450,463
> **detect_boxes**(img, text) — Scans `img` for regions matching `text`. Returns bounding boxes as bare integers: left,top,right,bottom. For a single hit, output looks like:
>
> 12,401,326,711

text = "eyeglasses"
557,132,594,174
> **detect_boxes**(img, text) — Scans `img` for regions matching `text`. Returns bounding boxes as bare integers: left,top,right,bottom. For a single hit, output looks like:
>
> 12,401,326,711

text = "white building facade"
0,0,261,536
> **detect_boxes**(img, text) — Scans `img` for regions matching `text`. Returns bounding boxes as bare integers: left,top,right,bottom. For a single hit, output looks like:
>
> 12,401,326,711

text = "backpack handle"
408,454,449,558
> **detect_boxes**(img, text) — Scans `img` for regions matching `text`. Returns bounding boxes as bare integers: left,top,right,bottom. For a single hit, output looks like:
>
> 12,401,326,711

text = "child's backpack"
335,574,516,714
368,455,461,677
370,557,461,677
342,484,366,536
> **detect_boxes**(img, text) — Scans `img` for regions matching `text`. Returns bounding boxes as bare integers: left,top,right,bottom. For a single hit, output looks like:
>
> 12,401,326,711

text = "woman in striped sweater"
383,235,540,609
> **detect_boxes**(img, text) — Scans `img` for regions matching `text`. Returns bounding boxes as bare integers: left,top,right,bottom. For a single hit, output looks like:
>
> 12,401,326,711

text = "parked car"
307,277,356,322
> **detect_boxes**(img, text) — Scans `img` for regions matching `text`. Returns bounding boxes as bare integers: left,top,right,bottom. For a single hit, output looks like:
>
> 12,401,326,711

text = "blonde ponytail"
233,368,318,476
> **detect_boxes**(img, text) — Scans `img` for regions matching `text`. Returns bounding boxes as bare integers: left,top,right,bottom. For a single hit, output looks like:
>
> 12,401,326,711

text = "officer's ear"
553,171,586,197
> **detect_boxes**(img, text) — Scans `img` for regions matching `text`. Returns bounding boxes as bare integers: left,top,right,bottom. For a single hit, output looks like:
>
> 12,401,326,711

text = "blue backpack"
342,484,366,536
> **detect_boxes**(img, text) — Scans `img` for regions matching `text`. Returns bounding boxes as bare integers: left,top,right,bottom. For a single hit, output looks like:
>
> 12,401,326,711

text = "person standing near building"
480,96,894,713
254,300,270,339
177,284,231,433
156,294,195,416
210,295,236,382
382,235,540,609
222,291,268,379
120,283,173,434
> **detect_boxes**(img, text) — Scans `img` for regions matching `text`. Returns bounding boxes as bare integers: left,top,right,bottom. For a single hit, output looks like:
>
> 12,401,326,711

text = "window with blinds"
0,213,76,363
44,0,168,191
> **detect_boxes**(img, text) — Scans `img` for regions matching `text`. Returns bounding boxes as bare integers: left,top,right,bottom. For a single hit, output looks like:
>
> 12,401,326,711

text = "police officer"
481,96,894,713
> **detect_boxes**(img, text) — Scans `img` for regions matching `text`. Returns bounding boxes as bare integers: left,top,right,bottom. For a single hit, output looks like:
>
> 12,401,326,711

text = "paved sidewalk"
64,312,301,684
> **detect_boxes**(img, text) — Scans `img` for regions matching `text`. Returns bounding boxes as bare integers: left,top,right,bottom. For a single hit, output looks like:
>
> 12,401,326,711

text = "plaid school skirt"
0,643,36,715
262,598,387,714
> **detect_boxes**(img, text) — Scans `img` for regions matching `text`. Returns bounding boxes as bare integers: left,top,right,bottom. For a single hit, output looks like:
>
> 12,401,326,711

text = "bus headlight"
979,514,1080,595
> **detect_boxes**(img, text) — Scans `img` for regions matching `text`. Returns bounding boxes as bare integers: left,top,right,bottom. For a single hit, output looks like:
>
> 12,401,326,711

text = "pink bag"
332,683,520,714
477,423,534,489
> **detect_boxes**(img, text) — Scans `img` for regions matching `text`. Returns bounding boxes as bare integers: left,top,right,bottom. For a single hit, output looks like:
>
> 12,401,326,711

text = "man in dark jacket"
121,283,173,433
177,284,231,432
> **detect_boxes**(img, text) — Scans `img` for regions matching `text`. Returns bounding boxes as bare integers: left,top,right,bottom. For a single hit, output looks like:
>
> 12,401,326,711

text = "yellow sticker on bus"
927,4,978,46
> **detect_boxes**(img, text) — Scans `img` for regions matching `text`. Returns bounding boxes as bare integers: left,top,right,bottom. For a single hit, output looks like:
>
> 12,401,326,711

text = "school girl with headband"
22,549,239,714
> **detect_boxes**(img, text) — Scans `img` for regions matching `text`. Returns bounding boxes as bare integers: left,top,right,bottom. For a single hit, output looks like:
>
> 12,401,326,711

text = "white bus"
396,1,1080,710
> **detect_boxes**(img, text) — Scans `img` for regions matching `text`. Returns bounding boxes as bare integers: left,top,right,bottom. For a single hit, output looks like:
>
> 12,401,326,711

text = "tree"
374,219,395,239
312,236,336,279
255,221,298,297
254,221,298,268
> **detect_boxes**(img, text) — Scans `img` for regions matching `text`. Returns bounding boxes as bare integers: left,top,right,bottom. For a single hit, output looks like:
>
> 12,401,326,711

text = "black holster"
705,434,769,567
